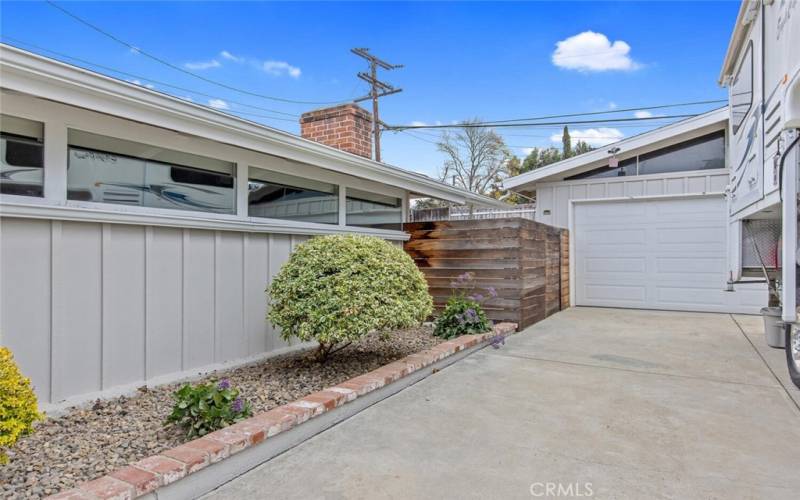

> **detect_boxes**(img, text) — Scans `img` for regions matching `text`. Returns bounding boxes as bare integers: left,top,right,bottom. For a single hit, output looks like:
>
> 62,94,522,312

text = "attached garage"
573,195,757,312
504,108,767,314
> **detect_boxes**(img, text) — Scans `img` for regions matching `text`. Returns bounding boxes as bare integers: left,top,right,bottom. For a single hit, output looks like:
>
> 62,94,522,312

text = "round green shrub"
267,234,433,360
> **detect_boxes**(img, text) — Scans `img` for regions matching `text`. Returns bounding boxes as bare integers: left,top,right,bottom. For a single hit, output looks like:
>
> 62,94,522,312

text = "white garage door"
574,196,764,313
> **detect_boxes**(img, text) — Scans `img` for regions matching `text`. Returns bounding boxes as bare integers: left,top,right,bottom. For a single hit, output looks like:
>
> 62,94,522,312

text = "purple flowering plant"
166,378,252,438
433,272,494,339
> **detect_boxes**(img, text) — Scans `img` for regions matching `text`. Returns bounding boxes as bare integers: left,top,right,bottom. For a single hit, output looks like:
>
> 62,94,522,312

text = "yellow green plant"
0,347,42,464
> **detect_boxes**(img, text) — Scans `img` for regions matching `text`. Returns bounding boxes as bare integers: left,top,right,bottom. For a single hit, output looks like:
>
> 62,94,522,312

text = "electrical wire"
45,1,360,105
1,37,302,119
477,99,726,125
391,114,699,130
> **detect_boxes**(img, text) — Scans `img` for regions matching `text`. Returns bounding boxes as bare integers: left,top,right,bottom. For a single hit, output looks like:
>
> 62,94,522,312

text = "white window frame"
0,93,411,240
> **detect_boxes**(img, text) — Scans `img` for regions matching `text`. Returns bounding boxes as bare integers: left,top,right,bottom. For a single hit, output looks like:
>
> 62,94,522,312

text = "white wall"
0,217,316,407
0,90,412,409
534,169,730,228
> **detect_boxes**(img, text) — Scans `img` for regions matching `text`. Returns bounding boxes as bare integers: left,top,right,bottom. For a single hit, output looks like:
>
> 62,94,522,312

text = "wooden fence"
404,218,569,330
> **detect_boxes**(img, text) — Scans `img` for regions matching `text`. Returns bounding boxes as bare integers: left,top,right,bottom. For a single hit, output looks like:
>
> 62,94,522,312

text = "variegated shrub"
267,235,433,361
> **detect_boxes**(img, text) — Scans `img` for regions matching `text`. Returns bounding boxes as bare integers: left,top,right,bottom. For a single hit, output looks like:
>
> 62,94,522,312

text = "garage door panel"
581,228,646,245
574,196,766,313
655,257,726,274
655,286,726,306
656,227,726,245
585,257,646,273
583,284,646,303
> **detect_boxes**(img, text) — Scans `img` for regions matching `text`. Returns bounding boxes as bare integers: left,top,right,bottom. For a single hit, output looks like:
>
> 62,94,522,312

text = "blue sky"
0,1,739,177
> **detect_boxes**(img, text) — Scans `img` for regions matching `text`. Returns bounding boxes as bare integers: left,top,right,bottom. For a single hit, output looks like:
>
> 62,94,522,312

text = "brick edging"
49,323,517,499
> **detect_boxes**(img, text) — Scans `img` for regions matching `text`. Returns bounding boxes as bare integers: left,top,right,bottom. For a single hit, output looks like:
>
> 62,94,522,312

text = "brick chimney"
300,103,373,159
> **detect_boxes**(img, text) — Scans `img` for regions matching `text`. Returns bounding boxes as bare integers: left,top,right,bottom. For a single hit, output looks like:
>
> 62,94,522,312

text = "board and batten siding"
534,169,730,228
0,217,315,407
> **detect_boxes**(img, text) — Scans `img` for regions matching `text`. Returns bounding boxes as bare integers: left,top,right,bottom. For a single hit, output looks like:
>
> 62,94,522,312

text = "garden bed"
1,327,440,499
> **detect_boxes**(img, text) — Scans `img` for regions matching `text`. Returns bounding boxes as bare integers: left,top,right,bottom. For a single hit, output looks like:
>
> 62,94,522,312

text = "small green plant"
434,295,490,339
165,379,251,438
433,272,494,339
268,234,433,361
0,347,42,464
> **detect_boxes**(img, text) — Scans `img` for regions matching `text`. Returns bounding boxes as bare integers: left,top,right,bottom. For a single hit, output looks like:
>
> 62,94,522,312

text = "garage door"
574,196,764,313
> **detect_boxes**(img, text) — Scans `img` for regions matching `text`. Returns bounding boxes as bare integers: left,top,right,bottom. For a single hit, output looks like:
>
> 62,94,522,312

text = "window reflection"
346,187,402,230
1,114,44,197
248,169,338,224
67,130,235,214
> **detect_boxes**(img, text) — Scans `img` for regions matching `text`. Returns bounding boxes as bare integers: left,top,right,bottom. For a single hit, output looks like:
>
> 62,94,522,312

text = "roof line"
503,106,729,189
0,43,508,209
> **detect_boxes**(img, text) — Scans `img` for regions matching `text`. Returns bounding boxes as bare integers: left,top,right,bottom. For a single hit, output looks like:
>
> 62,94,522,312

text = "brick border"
49,323,517,499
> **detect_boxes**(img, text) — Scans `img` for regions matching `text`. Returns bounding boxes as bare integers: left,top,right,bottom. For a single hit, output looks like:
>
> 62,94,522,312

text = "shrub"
434,296,490,339
0,347,42,464
433,272,495,339
268,234,433,361
165,379,252,438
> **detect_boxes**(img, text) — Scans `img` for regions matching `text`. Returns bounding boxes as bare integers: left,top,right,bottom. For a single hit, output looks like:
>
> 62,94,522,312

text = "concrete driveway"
206,308,800,500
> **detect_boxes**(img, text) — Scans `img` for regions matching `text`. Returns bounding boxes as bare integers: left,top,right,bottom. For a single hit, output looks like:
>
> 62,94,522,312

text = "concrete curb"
49,323,517,500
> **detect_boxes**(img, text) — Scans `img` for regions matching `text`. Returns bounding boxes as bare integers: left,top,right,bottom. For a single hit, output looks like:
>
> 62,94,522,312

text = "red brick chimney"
300,103,373,159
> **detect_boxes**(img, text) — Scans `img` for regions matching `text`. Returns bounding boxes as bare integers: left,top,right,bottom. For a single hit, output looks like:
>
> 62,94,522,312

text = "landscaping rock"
1,327,438,499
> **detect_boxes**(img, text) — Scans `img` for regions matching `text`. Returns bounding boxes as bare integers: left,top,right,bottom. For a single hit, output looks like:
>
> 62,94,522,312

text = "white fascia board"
503,107,729,190
0,45,507,209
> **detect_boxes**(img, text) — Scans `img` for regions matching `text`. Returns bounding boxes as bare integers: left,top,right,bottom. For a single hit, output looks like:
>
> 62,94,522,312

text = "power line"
351,48,403,162
45,1,361,105
462,99,727,126
390,114,699,130
1,37,301,119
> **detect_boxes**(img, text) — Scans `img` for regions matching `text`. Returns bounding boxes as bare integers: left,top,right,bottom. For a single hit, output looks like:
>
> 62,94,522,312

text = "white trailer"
720,0,800,386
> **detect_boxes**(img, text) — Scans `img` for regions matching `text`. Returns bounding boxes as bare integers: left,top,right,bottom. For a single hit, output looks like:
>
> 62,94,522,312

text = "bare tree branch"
435,119,511,197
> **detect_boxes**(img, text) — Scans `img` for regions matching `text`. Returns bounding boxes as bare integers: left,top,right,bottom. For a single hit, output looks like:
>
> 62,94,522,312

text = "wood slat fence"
404,218,569,330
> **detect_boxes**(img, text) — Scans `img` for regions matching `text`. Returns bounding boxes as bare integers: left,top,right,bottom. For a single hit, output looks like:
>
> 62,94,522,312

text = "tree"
521,147,562,173
573,140,593,156
437,119,511,196
562,125,572,159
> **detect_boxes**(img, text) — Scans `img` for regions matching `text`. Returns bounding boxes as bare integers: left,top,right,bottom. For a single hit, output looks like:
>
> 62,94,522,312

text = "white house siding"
533,169,731,229
0,217,322,407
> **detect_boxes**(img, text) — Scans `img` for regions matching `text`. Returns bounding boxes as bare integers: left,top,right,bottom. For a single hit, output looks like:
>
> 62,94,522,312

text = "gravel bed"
1,326,439,499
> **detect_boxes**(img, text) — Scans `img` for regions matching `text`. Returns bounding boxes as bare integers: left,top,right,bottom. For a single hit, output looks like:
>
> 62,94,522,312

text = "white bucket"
761,307,786,348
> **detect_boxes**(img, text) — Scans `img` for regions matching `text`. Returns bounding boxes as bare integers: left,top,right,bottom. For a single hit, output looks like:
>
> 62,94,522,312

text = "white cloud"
552,31,639,72
127,79,154,89
220,50,244,63
185,59,221,70
634,110,653,118
410,121,428,127
208,99,229,110
262,60,301,78
520,147,535,157
608,101,618,110
551,127,625,147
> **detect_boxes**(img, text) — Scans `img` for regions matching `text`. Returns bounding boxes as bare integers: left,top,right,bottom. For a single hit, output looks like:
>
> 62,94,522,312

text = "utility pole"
351,48,403,162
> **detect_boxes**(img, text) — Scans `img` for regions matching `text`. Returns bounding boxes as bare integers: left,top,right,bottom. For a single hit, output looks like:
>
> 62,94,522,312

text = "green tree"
562,125,572,158
520,147,562,173
573,140,593,156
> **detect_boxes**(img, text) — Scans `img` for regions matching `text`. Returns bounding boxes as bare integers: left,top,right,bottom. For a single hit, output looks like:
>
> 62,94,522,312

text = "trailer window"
1,114,44,197
66,129,235,214
731,42,753,135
